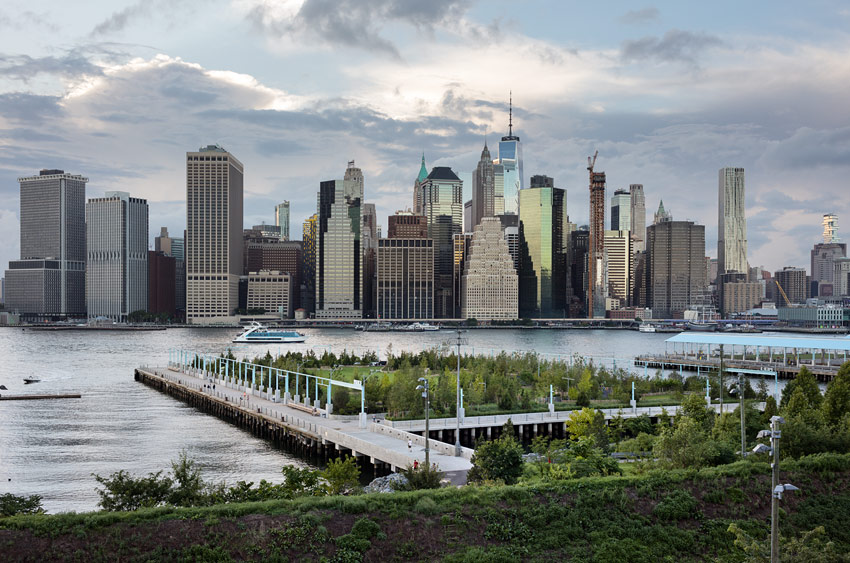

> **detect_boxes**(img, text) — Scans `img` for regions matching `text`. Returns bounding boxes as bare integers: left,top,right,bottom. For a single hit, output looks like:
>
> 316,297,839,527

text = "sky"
1,0,849,276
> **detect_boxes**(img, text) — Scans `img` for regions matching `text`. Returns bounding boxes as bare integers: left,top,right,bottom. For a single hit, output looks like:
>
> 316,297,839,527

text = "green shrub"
0,494,44,517
413,496,439,515
350,517,381,540
652,489,699,521
396,463,444,490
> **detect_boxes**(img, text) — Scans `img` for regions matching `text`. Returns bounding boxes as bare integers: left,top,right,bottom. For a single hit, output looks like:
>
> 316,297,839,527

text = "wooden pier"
0,393,82,401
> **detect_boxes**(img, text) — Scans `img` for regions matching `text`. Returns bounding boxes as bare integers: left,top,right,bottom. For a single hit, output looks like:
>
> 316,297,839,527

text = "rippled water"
0,326,683,513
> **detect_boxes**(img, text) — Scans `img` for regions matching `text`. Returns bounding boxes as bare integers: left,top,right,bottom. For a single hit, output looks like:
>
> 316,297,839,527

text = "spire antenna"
508,91,513,137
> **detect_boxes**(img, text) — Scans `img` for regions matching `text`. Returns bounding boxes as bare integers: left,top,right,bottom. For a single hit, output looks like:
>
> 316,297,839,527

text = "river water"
0,326,780,513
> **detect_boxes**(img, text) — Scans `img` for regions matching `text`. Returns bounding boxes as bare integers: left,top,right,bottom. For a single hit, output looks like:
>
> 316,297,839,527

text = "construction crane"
775,279,792,307
587,150,598,173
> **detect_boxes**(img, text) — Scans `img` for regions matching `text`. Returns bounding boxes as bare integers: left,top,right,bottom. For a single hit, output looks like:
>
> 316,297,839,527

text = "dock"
0,393,82,401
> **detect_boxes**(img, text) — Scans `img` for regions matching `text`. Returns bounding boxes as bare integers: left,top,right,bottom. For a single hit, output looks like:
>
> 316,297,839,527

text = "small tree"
280,466,323,497
321,456,361,495
468,420,524,485
396,463,443,490
823,367,850,427
0,493,44,517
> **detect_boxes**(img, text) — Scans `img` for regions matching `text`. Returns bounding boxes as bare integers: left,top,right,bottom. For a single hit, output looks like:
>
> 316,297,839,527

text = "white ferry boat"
396,322,441,332
638,323,656,333
232,322,306,343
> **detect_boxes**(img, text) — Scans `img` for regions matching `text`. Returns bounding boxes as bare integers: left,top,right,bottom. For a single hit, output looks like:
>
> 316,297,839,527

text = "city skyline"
1,1,849,277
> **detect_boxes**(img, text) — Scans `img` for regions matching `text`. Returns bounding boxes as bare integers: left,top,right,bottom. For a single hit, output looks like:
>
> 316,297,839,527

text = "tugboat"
23,376,41,384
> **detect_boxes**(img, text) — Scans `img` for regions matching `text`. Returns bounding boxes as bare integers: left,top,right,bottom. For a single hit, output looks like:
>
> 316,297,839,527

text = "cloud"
0,53,103,82
621,29,722,65
618,7,659,25
761,126,850,169
90,1,152,37
242,0,475,58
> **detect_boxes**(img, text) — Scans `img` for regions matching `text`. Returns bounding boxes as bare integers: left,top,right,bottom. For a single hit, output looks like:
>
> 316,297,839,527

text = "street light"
416,377,430,469
755,415,800,563
449,328,467,457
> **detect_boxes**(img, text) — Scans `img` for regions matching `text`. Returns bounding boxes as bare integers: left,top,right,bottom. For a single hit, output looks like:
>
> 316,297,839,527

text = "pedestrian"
407,439,412,452
413,460,419,470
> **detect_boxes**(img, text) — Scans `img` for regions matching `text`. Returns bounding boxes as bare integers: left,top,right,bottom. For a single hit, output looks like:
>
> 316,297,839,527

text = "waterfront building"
646,205,706,318
186,145,243,323
301,214,317,315
412,153,428,215
418,166,463,318
604,230,631,306
247,270,292,318
471,142,495,229
387,211,427,239
148,251,176,316
774,266,809,305
629,184,646,253
461,217,518,320
722,281,762,316
610,189,631,232
244,236,302,310
518,180,567,317
718,167,748,274
376,238,434,320
86,191,149,322
778,304,846,328
4,169,87,319
275,201,290,240
495,99,523,215
316,162,364,319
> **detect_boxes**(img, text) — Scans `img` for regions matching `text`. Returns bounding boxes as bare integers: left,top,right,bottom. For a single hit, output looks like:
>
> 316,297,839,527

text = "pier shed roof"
665,332,850,351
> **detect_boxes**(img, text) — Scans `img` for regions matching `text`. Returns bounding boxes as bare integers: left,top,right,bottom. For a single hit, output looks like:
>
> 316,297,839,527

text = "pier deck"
135,367,473,476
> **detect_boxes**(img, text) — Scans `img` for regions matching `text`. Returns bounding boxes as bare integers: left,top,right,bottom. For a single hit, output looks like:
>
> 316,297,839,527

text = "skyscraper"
718,167,748,274
823,213,839,243
495,96,523,215
155,227,185,316
811,214,846,295
462,217,518,320
388,211,428,239
316,162,364,319
587,155,607,318
4,169,87,319
610,189,631,232
275,201,290,240
413,153,428,215
186,145,243,323
301,213,317,315
377,238,434,320
774,267,809,305
518,178,567,317
646,206,706,318
86,191,149,322
604,230,632,306
629,184,646,253
418,166,463,318
472,142,495,228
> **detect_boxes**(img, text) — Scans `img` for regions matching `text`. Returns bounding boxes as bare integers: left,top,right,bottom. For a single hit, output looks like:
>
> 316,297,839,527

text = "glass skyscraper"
495,98,523,215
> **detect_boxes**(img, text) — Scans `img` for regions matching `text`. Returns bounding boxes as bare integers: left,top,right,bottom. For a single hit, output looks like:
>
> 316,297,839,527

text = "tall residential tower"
718,167,747,274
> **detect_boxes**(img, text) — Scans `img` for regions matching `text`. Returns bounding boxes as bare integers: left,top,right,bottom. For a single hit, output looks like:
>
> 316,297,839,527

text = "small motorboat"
23,376,41,384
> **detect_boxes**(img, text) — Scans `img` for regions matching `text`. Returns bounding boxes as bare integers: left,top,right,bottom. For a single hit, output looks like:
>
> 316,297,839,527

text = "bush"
414,496,439,515
396,463,443,490
652,489,698,520
468,421,524,485
321,456,361,496
0,494,44,517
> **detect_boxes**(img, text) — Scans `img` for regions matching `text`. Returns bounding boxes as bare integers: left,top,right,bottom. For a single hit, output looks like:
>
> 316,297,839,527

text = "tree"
167,452,206,507
0,493,44,517
654,416,735,468
280,466,323,497
321,456,360,495
781,366,823,410
565,408,608,448
678,393,712,430
468,420,525,485
823,369,850,427
396,463,443,490
93,470,173,511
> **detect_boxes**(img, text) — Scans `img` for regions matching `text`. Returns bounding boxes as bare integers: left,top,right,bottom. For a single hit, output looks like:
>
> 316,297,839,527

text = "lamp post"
452,328,467,456
416,377,430,468
754,415,799,563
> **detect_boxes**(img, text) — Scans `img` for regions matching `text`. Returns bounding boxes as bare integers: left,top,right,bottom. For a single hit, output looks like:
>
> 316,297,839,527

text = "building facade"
518,183,567,317
604,230,632,306
774,267,809,305
835,258,850,297
811,242,846,286
376,238,434,320
610,189,631,232
86,191,149,321
646,212,707,319
4,169,87,319
186,145,243,323
588,169,607,318
418,166,463,318
718,167,748,274
722,281,762,316
275,201,290,240
387,212,428,239
471,142,495,229
629,184,646,253
301,213,317,315
246,270,292,318
496,102,523,215
148,251,176,315
461,217,518,320
155,227,185,316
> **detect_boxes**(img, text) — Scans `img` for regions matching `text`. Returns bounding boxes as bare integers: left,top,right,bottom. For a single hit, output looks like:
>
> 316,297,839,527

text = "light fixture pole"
754,415,797,563
417,377,430,468
739,372,746,457
453,328,467,456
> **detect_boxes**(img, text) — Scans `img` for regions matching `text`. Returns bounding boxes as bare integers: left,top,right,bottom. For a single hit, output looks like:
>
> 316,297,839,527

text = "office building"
252,223,281,239
471,142,495,229
569,227,589,317
275,201,290,240
461,217,518,320
500,214,520,271
186,145,243,323
376,238,434,320
604,230,632,306
387,211,427,239
718,167,748,274
316,162,364,319
811,242,846,288
631,251,648,309
417,166,463,318
629,184,646,253
4,170,87,319
588,166,607,318
774,267,809,305
646,206,706,318
453,233,474,318
361,202,378,319
464,200,473,233
518,180,567,317
412,153,428,215
148,251,176,315
610,189,631,232
834,258,850,297
493,162,505,215
246,270,292,318
823,213,839,243
86,191,149,321
495,98,523,215
722,281,762,316
155,227,185,316
301,213,317,315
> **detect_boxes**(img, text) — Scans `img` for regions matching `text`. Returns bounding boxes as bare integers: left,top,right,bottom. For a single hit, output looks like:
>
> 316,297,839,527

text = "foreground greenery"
2,453,850,561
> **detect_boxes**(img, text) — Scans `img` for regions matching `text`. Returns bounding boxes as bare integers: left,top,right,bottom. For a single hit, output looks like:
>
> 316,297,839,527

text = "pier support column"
274,389,280,403
359,412,367,429
294,394,301,403
548,403,555,416
326,403,333,415
284,392,291,404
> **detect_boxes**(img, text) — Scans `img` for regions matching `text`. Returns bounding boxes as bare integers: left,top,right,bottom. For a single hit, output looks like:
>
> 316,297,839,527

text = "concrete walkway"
144,366,473,475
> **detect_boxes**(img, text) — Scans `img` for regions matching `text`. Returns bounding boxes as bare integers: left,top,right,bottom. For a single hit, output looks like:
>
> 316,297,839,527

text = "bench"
288,402,319,416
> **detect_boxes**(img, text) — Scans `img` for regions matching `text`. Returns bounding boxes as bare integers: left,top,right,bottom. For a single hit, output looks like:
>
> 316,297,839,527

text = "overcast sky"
1,0,849,275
